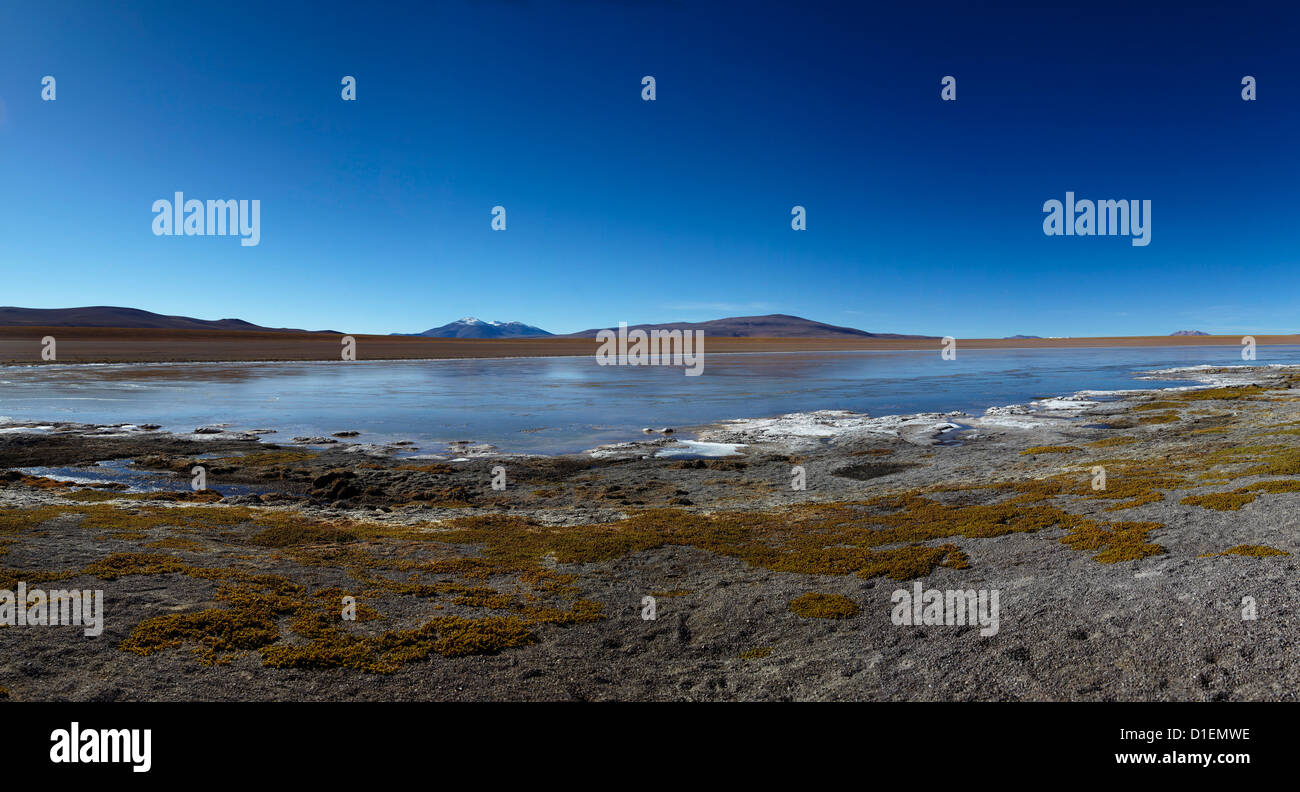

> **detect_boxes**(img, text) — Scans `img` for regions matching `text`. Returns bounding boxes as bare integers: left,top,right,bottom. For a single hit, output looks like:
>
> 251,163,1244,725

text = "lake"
0,345,1292,454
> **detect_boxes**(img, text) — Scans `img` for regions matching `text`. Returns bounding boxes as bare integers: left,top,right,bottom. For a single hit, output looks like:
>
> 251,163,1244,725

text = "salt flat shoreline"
2,364,1300,701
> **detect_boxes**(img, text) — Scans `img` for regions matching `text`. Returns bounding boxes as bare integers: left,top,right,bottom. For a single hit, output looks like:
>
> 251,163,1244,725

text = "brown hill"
563,313,935,339
0,306,336,333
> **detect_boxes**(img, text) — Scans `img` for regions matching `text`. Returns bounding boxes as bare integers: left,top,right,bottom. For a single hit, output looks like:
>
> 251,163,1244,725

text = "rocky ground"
2,364,1299,701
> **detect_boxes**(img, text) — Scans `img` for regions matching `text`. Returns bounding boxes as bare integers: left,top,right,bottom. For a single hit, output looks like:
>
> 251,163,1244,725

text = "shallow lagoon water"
17,460,273,495
1,345,1295,454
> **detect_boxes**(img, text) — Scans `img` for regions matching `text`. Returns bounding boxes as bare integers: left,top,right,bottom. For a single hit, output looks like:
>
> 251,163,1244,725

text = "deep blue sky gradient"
1,0,1298,336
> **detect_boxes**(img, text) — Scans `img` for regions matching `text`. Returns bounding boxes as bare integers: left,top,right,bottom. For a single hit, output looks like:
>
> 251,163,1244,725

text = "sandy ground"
1,326,1297,364
2,364,1300,700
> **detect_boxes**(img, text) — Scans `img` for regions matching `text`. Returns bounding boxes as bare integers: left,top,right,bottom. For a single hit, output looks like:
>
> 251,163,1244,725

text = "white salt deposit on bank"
654,440,746,458
0,426,52,434
698,410,965,442
1140,364,1288,387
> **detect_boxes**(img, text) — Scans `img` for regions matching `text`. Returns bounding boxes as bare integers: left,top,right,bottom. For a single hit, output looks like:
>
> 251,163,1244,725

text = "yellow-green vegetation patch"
856,543,970,579
993,470,1172,557
1244,447,1300,476
1086,436,1138,448
420,616,536,658
0,686,8,699
55,489,219,504
259,615,536,669
1181,492,1254,511
82,552,190,580
739,647,773,660
789,592,859,619
6,474,87,490
1174,385,1269,401
1248,480,1300,493
1133,401,1182,411
1137,412,1179,425
0,505,79,533
1189,427,1230,435
32,503,260,535
1181,479,1300,511
517,600,604,625
1098,490,1165,512
208,450,318,467
1204,444,1286,462
1020,445,1078,455
1206,544,1290,557
59,489,130,503
1058,520,1164,563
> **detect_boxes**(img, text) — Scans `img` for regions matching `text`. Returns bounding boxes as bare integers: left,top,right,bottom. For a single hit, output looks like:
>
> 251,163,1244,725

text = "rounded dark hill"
563,313,936,339
0,306,336,333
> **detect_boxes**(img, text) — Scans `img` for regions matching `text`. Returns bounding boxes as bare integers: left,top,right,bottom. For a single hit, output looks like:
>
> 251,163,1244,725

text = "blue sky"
1,0,1298,336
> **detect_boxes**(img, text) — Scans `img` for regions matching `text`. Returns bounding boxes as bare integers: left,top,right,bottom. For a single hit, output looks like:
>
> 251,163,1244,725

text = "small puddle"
654,440,747,459
935,422,974,446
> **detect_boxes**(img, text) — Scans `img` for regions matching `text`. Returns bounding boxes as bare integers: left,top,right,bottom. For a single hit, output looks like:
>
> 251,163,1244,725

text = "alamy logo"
596,322,704,376
891,582,999,636
0,583,103,636
1043,192,1150,247
152,192,261,246
50,723,151,773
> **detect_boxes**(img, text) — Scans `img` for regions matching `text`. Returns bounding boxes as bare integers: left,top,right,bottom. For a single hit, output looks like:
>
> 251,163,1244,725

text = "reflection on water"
1,346,1294,454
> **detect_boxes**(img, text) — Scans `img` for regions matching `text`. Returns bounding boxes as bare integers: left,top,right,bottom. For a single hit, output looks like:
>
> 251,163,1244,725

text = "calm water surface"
1,346,1292,454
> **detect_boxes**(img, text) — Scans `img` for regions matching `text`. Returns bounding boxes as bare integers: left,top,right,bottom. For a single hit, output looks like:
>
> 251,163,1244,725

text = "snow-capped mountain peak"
401,317,554,339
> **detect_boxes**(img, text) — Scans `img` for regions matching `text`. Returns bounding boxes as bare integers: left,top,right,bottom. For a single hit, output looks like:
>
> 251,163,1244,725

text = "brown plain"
0,326,1294,364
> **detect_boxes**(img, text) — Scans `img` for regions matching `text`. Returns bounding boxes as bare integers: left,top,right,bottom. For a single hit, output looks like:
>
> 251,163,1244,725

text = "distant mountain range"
0,306,1229,341
0,306,336,333
395,317,554,339
563,314,937,339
